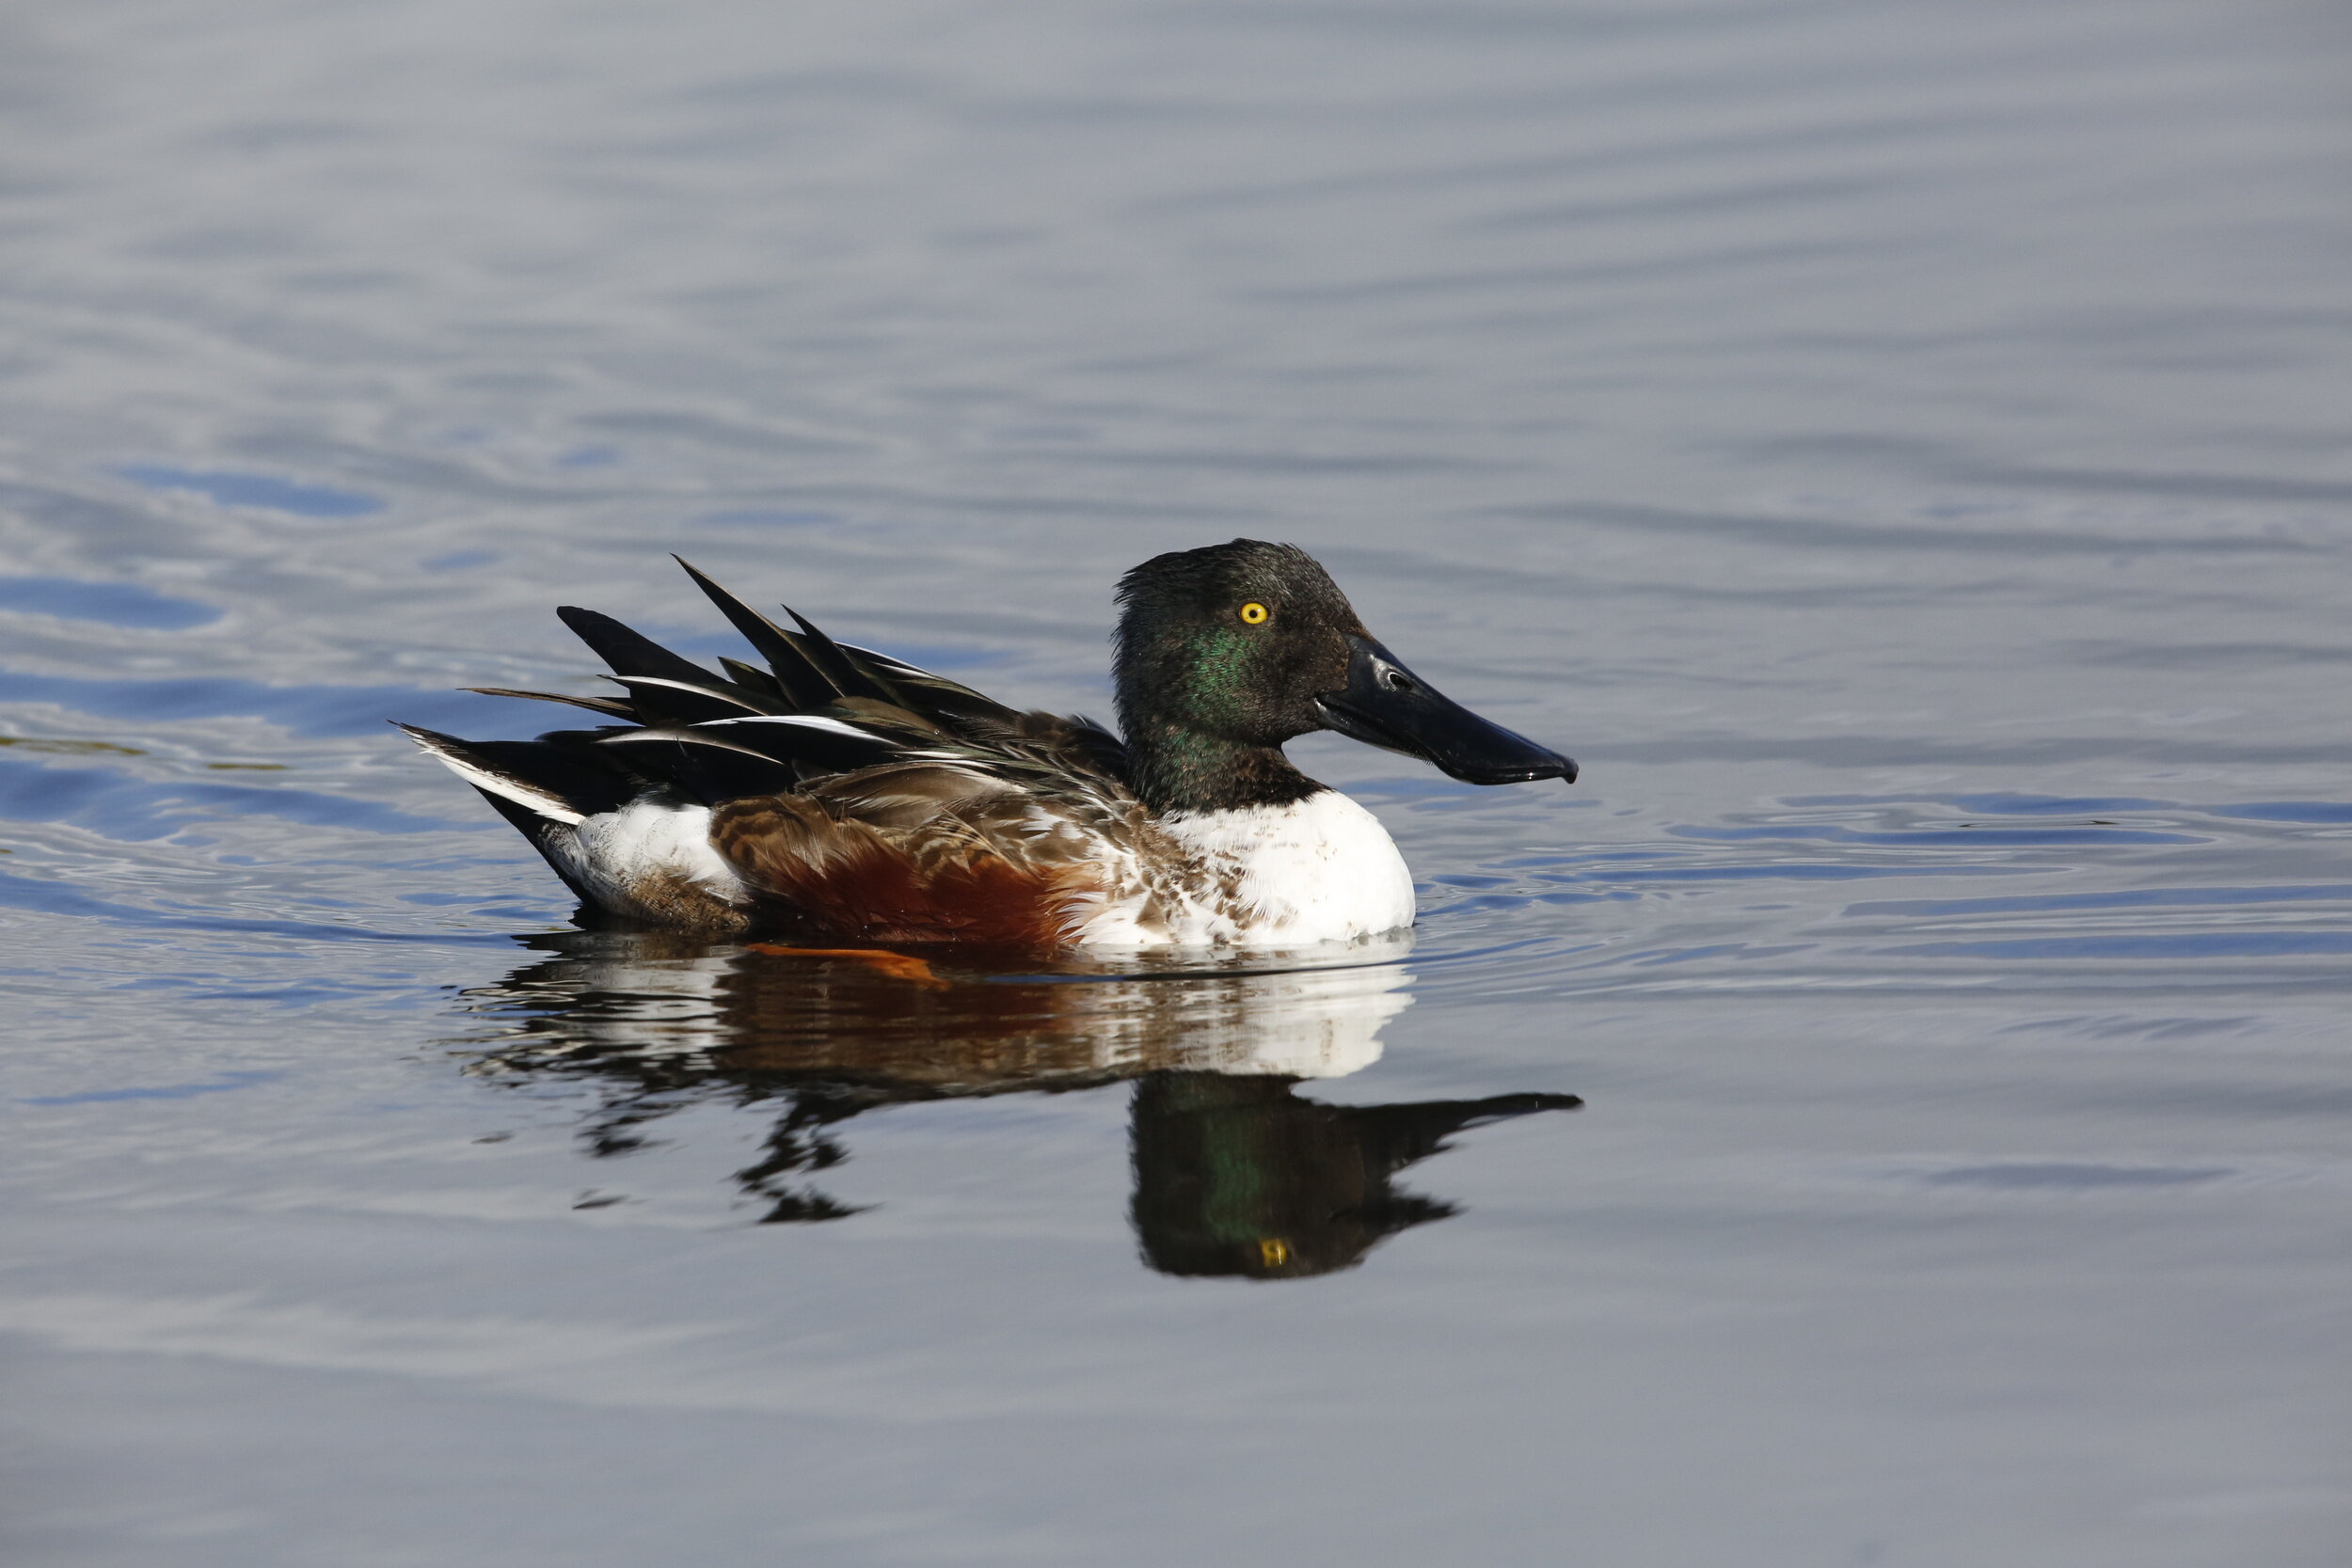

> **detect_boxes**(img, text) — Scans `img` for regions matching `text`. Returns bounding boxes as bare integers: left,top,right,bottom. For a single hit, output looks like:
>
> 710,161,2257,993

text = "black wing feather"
464,687,639,721
837,643,1021,731
670,557,841,710
412,564,1135,831
628,717,904,776
718,657,788,702
595,729,805,802
603,675,785,727
555,605,723,689
778,605,904,707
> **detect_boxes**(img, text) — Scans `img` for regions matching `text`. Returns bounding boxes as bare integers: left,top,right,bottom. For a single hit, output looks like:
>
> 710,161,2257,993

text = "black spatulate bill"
1314,635,1575,786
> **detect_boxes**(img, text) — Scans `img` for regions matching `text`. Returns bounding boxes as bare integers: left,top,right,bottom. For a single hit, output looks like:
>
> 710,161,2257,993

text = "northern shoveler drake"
402,540,1575,950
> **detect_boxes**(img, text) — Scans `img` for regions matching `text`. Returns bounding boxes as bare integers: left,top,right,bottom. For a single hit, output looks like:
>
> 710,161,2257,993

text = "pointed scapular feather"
463,687,639,721
778,604,904,707
709,714,878,741
670,557,838,710
555,605,721,687
601,674,787,726
840,643,992,695
598,726,795,761
527,727,673,793
594,727,805,802
718,657,788,702
691,714,908,773
832,695,946,736
838,643,1018,728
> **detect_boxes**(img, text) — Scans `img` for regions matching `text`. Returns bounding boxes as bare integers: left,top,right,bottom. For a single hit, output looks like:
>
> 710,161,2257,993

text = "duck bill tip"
1431,749,1576,786
1317,637,1577,789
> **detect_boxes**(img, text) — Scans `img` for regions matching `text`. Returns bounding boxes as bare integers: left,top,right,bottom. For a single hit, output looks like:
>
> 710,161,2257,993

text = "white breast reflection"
458,934,1580,1279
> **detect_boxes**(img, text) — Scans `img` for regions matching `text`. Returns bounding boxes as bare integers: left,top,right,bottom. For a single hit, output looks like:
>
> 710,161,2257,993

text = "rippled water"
4,2,2349,1563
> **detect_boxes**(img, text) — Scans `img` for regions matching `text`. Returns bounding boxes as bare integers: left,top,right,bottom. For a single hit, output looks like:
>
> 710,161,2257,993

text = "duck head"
1113,539,1576,814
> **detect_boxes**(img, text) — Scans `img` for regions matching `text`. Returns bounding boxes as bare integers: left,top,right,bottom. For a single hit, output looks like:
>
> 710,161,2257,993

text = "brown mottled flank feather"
714,755,1164,947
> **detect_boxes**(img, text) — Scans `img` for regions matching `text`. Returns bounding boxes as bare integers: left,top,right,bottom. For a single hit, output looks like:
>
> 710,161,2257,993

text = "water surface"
2,2,2348,1564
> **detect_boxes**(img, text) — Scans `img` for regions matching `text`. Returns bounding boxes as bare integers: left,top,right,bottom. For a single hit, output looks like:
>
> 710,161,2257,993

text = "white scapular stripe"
612,675,738,694
703,716,880,739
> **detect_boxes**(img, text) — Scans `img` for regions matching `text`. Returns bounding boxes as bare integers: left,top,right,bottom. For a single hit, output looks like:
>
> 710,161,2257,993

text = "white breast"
1104,789,1417,949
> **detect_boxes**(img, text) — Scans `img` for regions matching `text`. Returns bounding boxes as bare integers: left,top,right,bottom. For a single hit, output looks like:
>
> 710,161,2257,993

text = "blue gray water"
4,2,2348,1563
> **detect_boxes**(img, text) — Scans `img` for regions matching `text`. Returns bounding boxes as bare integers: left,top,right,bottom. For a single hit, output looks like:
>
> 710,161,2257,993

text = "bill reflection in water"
459,933,1581,1279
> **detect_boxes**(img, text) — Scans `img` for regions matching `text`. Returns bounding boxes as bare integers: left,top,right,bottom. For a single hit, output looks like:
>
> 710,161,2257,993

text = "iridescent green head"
1112,538,1576,816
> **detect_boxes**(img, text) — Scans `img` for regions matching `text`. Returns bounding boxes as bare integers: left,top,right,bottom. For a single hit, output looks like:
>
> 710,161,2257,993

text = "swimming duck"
402,540,1574,949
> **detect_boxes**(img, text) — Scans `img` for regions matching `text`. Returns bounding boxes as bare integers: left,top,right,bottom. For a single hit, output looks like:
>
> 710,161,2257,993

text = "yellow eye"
1239,602,1269,625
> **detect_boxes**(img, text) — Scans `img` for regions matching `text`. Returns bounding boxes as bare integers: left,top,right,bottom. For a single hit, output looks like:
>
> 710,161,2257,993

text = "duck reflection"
457,931,1580,1279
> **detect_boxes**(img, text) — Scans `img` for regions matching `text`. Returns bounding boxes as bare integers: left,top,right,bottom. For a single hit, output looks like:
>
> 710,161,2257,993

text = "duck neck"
1124,721,1325,816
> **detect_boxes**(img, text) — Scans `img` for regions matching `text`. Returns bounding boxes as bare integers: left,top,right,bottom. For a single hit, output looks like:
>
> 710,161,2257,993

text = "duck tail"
393,723,639,827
